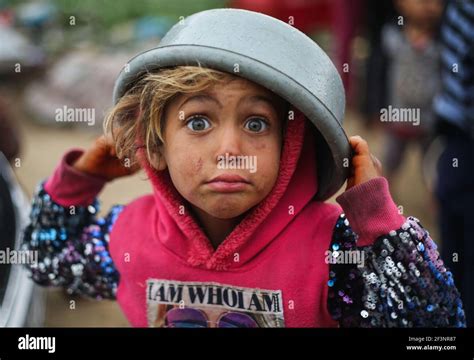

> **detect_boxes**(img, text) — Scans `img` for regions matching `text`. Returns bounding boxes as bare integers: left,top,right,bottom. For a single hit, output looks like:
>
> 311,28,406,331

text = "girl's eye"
244,117,268,133
186,116,211,131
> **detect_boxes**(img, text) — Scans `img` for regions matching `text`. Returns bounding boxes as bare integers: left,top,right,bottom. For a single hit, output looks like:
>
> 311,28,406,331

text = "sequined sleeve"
327,213,466,327
22,182,123,300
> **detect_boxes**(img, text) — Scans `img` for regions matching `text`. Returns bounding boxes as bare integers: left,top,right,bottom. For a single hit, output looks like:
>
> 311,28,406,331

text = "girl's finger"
371,154,383,174
349,135,370,156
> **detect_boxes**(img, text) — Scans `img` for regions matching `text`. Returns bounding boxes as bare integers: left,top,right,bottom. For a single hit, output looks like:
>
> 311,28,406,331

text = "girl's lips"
205,174,251,193
205,181,250,193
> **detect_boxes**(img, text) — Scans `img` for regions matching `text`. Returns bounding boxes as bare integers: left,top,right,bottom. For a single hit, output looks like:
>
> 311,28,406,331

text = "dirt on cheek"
195,157,204,172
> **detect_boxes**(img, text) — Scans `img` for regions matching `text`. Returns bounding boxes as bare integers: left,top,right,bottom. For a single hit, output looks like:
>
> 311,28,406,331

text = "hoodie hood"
137,110,319,271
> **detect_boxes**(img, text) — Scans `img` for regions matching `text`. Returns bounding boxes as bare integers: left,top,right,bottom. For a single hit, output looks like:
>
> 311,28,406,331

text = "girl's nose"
215,123,242,159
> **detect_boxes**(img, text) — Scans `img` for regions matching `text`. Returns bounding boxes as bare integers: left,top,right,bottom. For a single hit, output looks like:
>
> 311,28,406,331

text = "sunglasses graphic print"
147,279,285,327
164,308,259,328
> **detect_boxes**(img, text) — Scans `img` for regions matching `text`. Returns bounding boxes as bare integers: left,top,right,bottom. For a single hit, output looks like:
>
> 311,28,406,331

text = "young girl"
22,8,465,328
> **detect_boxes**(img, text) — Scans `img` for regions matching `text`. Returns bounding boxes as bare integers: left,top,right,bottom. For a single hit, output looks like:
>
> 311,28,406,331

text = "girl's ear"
149,148,167,171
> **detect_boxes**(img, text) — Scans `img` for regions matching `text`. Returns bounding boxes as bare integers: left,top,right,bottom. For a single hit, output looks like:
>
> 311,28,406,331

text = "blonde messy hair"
104,66,231,167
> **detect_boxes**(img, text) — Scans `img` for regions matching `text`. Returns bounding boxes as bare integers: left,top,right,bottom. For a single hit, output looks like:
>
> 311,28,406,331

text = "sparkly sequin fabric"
328,214,466,327
22,183,122,299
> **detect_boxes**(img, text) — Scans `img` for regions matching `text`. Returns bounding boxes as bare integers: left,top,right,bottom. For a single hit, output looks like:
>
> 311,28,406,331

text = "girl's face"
158,77,287,219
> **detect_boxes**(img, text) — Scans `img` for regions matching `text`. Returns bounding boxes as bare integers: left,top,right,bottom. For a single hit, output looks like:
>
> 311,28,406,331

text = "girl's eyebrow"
179,94,222,109
177,93,280,113
243,95,279,109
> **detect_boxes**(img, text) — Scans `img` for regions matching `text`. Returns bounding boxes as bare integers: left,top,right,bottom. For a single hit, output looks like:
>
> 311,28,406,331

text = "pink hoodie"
44,112,405,327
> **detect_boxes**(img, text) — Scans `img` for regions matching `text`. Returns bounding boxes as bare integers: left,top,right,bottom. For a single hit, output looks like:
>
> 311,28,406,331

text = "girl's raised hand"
346,135,383,190
73,135,140,181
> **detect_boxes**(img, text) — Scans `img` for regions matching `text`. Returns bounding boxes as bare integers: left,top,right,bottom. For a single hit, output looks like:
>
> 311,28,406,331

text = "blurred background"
0,0,461,326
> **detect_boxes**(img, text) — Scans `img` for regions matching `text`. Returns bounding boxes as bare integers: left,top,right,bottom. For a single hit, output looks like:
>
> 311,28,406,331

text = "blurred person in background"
380,0,444,182
433,0,474,327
